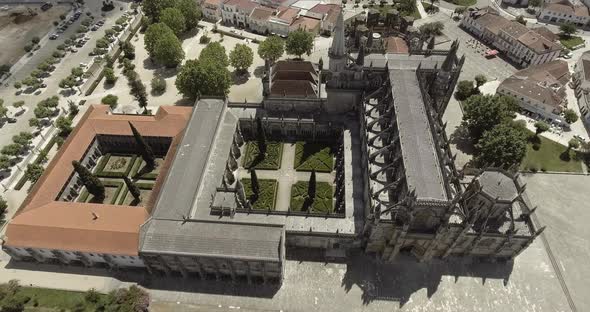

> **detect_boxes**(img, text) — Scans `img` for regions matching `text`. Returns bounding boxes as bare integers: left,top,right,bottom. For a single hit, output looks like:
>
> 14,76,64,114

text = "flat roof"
140,220,283,262
389,69,447,200
150,99,226,220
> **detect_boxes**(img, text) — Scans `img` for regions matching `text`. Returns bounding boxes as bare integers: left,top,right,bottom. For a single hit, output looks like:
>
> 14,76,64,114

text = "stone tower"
329,11,347,73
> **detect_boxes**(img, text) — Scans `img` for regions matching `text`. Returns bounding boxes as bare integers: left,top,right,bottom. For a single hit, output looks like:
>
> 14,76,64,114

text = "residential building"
258,0,298,8
573,51,590,122
538,0,590,27
268,6,299,36
498,60,571,124
289,15,321,35
249,6,276,34
202,0,224,21
462,7,562,67
221,0,259,28
308,3,341,34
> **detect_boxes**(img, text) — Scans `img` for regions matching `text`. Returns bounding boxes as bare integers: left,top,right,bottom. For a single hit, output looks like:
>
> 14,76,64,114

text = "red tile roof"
4,105,192,256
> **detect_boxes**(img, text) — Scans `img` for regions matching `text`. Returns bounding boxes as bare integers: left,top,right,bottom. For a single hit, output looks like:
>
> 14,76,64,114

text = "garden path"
238,143,334,211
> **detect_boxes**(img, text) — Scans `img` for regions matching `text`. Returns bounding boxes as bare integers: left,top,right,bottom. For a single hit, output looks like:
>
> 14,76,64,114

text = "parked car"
49,33,59,40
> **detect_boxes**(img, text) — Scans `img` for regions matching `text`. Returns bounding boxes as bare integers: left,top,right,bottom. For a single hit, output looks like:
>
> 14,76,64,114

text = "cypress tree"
72,161,104,200
255,117,267,156
250,169,260,201
128,122,156,169
123,176,141,200
308,169,316,202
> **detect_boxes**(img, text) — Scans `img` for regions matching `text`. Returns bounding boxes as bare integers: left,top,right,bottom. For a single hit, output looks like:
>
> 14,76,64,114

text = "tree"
152,30,185,67
0,155,10,171
71,67,84,79
0,105,7,119
1,144,21,157
475,123,528,169
515,15,527,25
419,21,444,38
25,163,45,184
29,118,41,131
160,7,185,36
229,44,254,74
456,80,475,100
12,132,33,148
33,106,52,119
474,74,487,89
255,117,267,156
143,0,177,22
145,23,184,67
568,138,580,150
174,0,202,30
123,176,141,200
101,94,119,109
12,101,24,111
560,22,576,38
120,41,135,60
13,81,21,90
258,36,285,63
175,59,232,99
59,76,77,90
529,0,542,6
129,122,156,169
453,6,466,16
461,94,519,141
307,169,316,202
55,116,73,136
129,79,148,109
563,108,578,123
144,23,175,56
250,169,259,201
534,121,550,135
199,42,228,67
285,30,314,59
104,67,117,84
96,37,109,49
72,160,104,200
151,77,167,95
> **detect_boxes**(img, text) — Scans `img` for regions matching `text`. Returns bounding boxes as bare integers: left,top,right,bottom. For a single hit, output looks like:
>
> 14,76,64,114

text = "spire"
441,39,459,72
329,10,345,58
356,44,365,66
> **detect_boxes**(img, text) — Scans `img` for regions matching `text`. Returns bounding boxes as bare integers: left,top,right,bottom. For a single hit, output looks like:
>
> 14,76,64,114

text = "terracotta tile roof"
290,16,321,31
250,6,275,21
468,9,510,35
385,36,409,54
270,60,318,97
532,26,558,42
517,30,562,54
5,105,192,256
324,6,341,24
270,80,317,97
500,21,529,39
309,3,333,15
276,7,300,23
224,0,259,11
204,0,224,6
500,60,570,109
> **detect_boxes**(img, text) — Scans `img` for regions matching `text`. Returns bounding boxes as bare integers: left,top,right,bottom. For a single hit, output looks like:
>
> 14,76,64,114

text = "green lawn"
521,135,584,173
0,286,106,311
290,181,334,213
241,178,277,210
376,3,421,19
242,141,283,170
293,141,335,172
448,0,476,6
560,36,585,50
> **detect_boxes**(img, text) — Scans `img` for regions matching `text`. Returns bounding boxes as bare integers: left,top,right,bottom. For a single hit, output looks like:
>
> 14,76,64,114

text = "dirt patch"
0,4,71,65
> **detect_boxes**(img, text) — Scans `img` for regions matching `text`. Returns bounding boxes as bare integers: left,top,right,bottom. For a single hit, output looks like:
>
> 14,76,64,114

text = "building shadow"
341,252,514,307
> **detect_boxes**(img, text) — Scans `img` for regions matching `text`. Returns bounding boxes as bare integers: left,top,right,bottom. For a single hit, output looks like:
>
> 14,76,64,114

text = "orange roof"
5,105,192,256
290,16,321,31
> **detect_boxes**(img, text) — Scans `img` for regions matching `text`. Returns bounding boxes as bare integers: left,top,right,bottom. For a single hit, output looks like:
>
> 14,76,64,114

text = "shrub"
24,43,34,52
101,94,119,109
32,36,40,44
151,77,166,95
60,14,66,20
199,35,211,44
